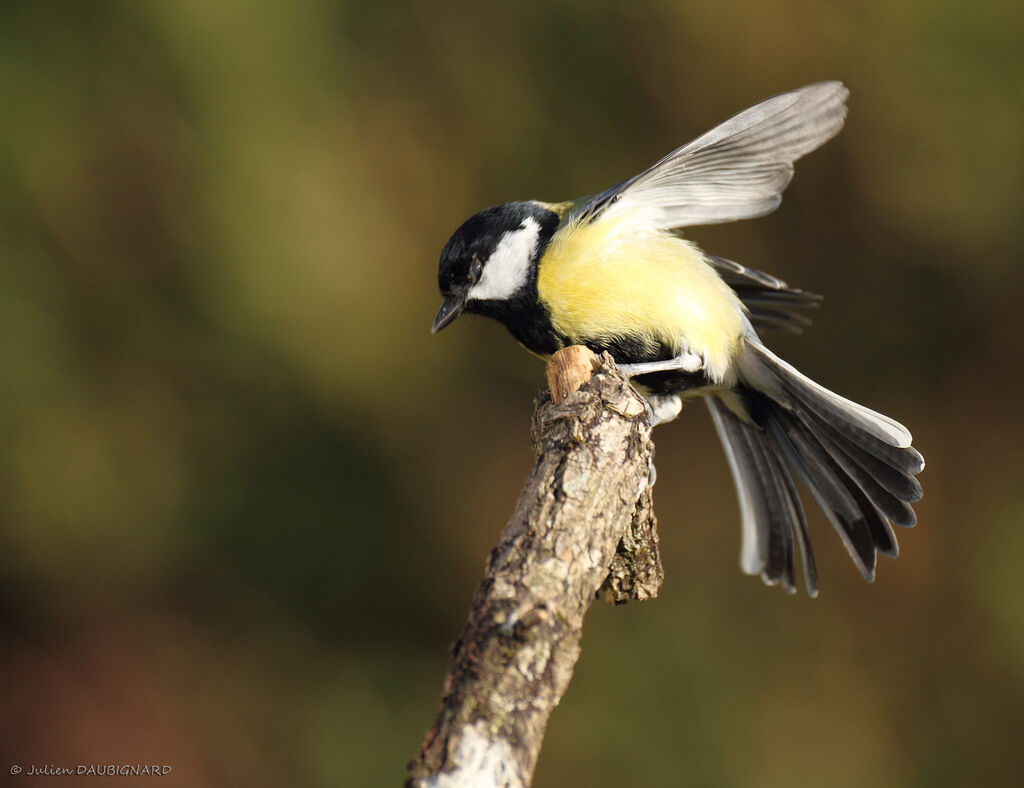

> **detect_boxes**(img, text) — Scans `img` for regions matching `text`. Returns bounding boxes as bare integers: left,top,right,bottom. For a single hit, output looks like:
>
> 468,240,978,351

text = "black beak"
431,295,466,333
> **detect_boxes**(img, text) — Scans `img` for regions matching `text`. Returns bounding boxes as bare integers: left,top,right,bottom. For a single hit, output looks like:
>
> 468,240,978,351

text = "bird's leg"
619,351,703,378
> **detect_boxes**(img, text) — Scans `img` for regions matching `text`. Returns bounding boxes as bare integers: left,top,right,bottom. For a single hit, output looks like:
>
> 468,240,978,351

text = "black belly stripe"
633,369,715,395
586,334,669,364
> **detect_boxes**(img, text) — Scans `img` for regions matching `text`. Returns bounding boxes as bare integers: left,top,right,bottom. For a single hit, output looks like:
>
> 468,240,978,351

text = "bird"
431,81,924,596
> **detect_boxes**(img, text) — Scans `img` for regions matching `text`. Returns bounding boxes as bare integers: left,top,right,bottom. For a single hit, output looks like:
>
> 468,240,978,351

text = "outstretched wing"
575,81,849,229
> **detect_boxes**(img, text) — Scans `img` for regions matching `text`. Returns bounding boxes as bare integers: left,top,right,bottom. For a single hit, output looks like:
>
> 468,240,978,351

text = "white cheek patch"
467,216,541,301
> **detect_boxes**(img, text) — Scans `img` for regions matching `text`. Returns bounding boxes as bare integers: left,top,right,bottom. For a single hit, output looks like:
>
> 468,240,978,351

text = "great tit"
432,81,923,596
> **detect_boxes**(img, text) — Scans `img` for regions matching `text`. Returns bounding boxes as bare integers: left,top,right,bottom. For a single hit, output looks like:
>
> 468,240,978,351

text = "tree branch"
407,349,662,787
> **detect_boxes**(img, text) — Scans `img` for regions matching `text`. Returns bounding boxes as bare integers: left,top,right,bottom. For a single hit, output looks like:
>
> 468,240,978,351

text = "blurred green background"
2,1,1022,786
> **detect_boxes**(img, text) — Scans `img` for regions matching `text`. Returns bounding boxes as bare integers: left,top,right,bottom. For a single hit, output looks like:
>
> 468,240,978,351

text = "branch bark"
407,349,662,787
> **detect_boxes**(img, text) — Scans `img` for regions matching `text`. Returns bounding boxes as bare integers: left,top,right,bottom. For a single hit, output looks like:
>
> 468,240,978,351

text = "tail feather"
798,406,919,527
769,409,893,577
759,426,816,593
743,341,915,449
792,387,925,479
708,339,924,594
708,396,817,595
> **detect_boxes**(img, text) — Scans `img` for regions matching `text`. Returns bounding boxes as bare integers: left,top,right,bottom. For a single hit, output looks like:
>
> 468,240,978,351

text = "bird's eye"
469,256,483,283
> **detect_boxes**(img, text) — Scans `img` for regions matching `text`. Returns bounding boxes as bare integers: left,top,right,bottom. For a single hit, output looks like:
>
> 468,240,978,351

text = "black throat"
466,204,563,356
470,285,562,356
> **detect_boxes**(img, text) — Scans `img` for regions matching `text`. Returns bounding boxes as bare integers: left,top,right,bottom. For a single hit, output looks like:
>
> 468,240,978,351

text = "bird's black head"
432,201,560,333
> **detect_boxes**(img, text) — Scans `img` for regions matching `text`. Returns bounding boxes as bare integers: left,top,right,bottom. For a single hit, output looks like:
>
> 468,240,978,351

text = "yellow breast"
536,210,745,381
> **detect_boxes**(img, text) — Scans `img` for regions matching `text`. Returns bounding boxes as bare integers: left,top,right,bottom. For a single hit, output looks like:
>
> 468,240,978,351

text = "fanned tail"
708,339,924,595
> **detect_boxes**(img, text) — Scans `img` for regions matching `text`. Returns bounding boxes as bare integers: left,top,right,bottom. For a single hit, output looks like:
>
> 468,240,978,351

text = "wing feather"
576,82,849,229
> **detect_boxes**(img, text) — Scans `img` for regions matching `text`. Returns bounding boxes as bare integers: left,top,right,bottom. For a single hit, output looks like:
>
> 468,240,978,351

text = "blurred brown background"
1,1,1022,786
